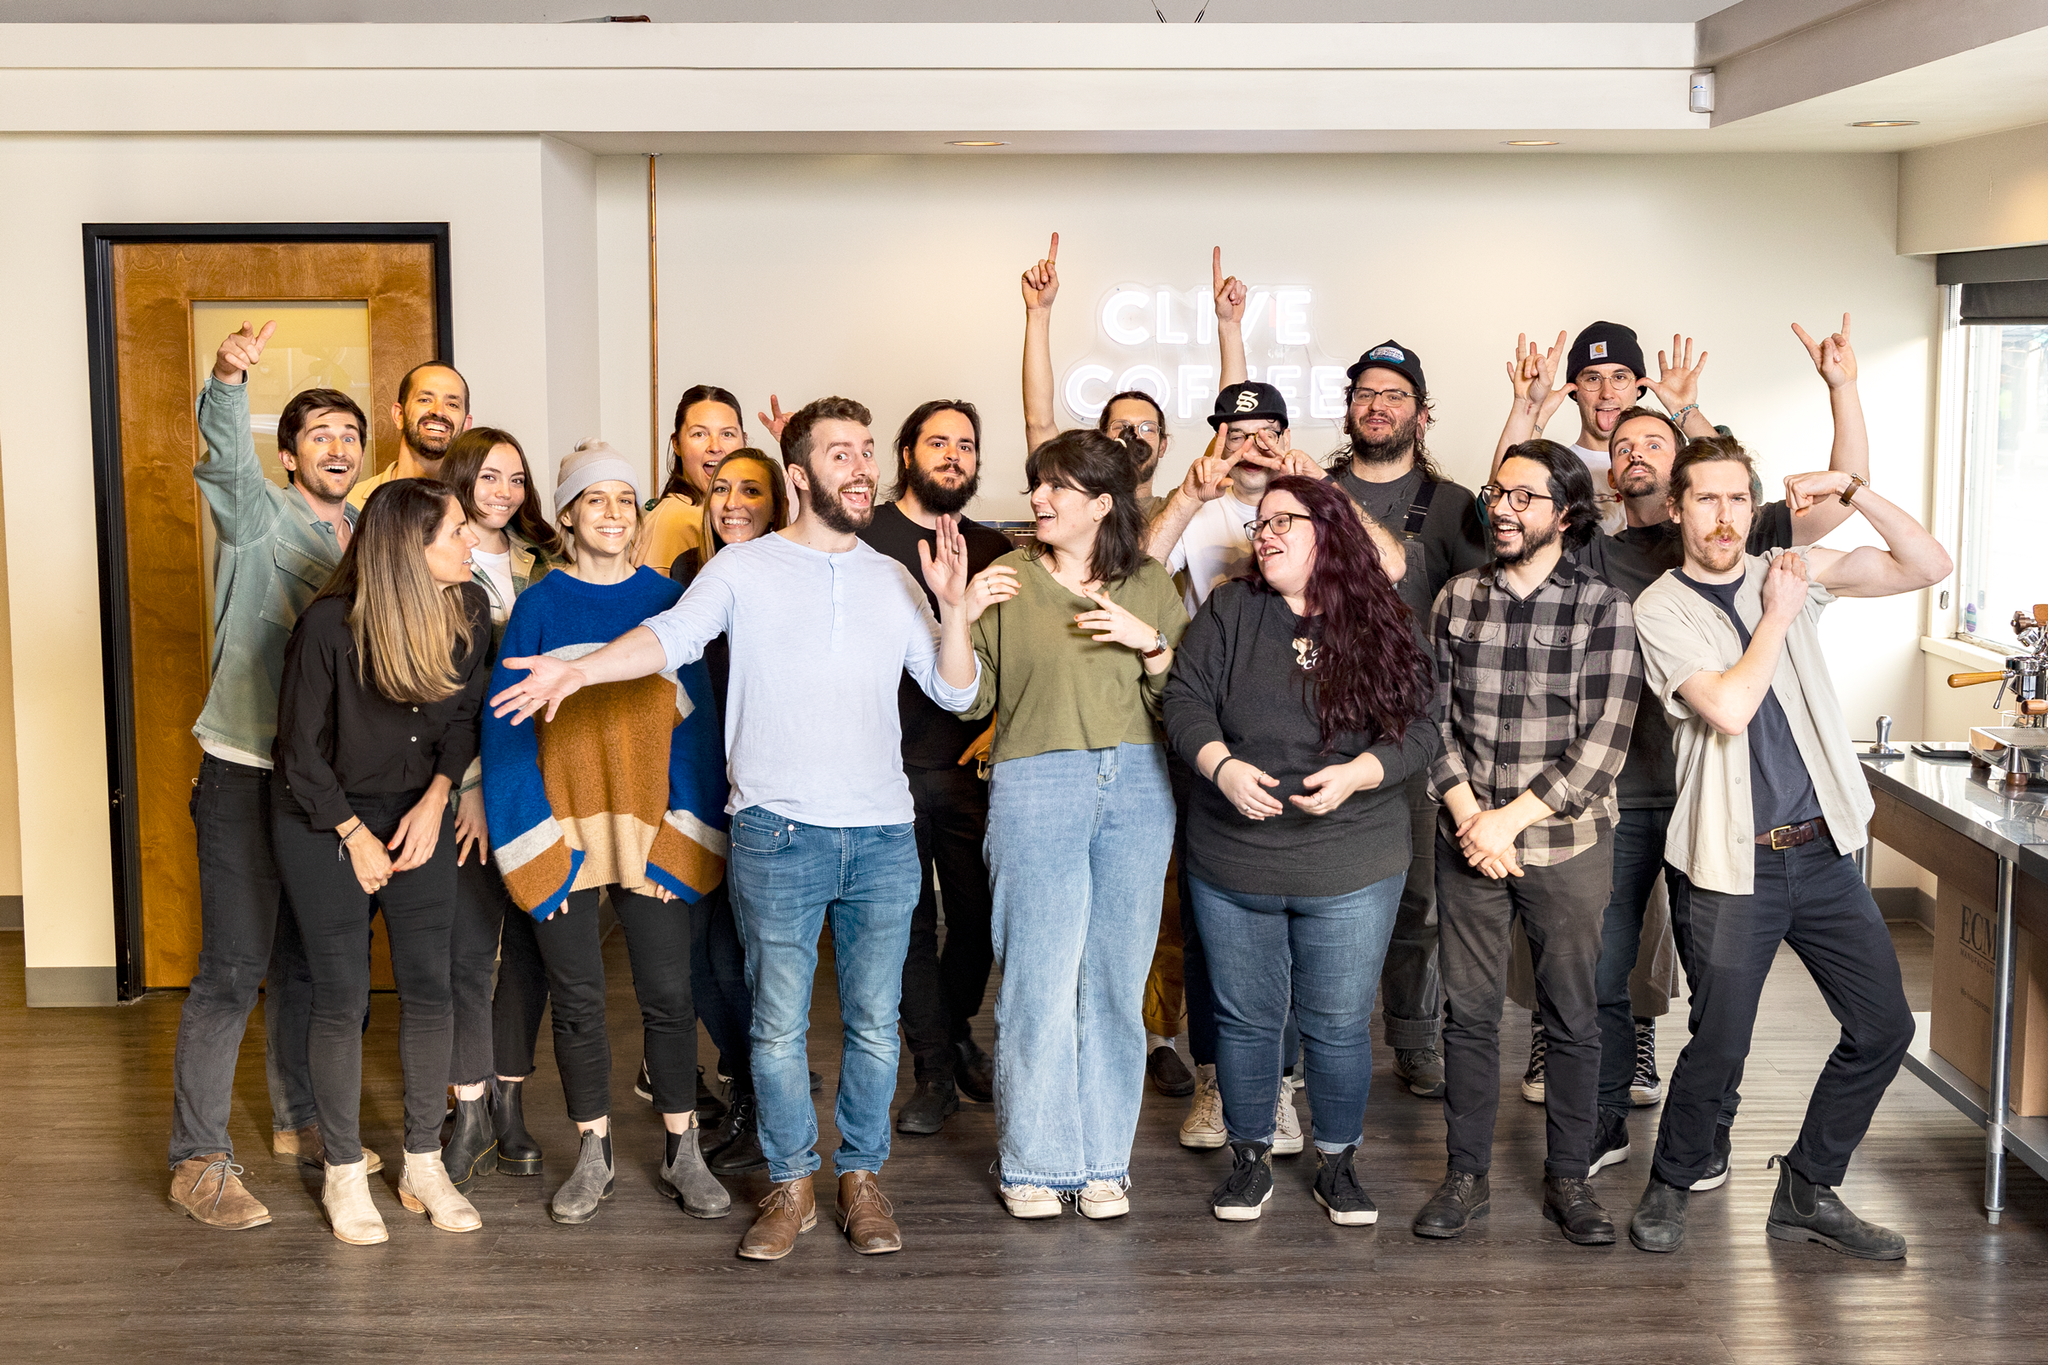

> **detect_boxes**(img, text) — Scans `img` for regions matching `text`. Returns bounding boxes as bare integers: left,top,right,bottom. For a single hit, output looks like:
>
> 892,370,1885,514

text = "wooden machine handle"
1949,671,2007,688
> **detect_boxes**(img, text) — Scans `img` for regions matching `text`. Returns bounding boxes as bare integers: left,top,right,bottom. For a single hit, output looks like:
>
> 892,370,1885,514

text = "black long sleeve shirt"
273,585,493,831
1163,579,1440,898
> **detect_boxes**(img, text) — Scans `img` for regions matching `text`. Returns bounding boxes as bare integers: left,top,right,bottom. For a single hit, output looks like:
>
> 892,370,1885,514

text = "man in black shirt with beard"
857,399,1014,1135
1328,342,1490,1099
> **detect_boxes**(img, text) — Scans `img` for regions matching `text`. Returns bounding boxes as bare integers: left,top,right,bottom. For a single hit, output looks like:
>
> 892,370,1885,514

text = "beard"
905,457,980,517
1345,409,1421,466
1613,460,1664,502
1686,521,1745,574
1493,515,1562,567
811,479,876,534
405,411,456,461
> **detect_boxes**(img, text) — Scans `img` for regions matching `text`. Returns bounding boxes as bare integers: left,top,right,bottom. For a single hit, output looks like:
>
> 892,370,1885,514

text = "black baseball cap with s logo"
1207,381,1291,430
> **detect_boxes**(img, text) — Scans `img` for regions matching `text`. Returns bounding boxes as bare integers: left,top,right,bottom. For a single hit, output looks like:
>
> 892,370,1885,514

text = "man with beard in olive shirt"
1328,341,1490,1100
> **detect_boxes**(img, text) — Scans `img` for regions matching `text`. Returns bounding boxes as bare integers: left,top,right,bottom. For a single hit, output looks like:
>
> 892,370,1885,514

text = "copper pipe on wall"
647,152,661,497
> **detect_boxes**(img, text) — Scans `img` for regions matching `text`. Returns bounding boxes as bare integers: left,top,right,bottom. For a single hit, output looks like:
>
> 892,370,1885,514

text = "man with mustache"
347,360,472,508
1415,439,1640,1248
1625,438,1948,1259
856,400,1012,1136
489,395,1005,1263
1327,341,1490,1101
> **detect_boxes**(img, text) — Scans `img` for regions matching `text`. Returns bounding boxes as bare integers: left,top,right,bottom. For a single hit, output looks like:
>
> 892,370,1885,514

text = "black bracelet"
1209,756,1238,785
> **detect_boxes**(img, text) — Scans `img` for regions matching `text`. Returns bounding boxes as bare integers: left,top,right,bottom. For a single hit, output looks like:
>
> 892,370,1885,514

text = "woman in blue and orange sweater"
482,439,731,1225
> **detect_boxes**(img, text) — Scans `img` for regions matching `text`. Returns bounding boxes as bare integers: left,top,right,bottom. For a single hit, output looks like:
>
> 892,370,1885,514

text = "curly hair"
1242,474,1432,751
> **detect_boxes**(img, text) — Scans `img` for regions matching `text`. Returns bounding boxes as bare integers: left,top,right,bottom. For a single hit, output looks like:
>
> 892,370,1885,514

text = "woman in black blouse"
272,478,492,1245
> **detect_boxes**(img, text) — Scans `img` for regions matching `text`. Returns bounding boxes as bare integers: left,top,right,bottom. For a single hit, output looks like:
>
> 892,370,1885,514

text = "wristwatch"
1838,473,1868,507
1140,630,1169,659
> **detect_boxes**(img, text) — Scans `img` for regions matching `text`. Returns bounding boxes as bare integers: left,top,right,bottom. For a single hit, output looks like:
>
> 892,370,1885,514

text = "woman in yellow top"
635,383,750,575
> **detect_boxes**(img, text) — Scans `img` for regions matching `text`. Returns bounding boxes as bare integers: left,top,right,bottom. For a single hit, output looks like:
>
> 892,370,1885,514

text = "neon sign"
1060,282,1351,433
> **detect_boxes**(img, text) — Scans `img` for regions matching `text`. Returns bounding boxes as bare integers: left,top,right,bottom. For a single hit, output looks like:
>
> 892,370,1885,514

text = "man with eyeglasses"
1414,439,1640,1248
1326,341,1490,1102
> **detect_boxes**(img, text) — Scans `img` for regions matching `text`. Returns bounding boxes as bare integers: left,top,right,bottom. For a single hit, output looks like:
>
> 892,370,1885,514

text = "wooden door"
88,228,450,993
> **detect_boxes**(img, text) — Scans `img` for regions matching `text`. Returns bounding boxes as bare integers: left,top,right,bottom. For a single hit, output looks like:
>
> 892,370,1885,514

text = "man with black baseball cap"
1328,340,1490,1102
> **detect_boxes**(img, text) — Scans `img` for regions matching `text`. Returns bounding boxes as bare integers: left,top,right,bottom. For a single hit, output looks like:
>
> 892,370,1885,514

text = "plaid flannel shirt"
1427,557,1642,866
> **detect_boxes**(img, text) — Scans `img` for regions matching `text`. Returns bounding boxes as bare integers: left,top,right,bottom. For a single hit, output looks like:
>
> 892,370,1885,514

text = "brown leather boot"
737,1176,816,1261
273,1124,383,1174
836,1170,902,1254
169,1154,272,1230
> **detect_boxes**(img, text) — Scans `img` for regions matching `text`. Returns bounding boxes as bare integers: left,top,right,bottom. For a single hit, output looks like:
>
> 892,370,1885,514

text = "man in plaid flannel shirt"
1411,439,1641,1248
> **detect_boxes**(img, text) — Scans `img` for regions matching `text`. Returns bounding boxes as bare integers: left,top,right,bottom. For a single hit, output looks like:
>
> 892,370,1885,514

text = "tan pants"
1143,853,1185,1039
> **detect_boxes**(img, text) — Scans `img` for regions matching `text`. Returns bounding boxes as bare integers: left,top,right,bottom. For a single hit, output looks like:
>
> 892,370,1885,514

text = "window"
1955,314,2048,646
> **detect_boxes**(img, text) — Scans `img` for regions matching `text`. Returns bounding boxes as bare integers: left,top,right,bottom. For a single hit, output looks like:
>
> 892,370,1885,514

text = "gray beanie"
555,438,644,509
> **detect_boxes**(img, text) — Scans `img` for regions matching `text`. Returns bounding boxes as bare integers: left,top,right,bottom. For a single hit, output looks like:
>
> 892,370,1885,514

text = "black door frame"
81,222,454,1000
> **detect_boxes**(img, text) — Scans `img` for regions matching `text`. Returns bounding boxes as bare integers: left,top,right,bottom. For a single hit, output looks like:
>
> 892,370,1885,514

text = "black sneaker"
1312,1145,1379,1226
1691,1123,1732,1191
1589,1109,1632,1175
1392,1047,1447,1099
1521,1017,1547,1104
1211,1141,1274,1222
1764,1155,1905,1260
1630,1017,1663,1106
634,1059,653,1103
1147,1044,1197,1098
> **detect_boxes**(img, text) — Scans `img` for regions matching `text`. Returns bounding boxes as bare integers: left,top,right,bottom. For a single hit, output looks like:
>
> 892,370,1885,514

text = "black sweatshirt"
1163,579,1440,898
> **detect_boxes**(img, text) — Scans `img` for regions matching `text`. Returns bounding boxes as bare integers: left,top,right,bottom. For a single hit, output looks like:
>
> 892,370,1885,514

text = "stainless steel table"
1862,753,2048,1222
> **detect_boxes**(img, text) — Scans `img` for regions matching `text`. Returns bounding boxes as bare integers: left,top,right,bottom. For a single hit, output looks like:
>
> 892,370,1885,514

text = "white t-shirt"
471,546,517,625
1569,442,1628,536
1166,490,1260,615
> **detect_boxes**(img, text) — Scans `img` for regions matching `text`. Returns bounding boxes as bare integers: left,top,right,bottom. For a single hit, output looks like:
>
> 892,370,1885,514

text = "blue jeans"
1191,872,1403,1152
987,743,1173,1189
727,807,920,1184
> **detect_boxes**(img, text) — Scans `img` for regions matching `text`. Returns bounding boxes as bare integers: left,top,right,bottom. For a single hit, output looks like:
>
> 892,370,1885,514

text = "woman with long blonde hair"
271,477,492,1245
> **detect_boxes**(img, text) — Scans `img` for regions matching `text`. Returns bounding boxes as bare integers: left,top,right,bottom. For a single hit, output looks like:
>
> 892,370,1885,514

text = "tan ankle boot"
835,1171,902,1254
399,1150,481,1232
737,1176,816,1261
169,1154,272,1230
273,1123,383,1174
322,1157,389,1245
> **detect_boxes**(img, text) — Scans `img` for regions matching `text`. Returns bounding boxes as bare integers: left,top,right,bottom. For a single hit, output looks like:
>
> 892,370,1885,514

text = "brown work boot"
836,1170,902,1254
273,1124,383,1174
169,1154,272,1230
737,1176,816,1261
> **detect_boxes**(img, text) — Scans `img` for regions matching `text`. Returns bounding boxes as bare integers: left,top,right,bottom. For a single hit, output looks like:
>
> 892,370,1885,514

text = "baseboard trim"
25,965,119,1007
1875,886,1936,934
0,895,20,931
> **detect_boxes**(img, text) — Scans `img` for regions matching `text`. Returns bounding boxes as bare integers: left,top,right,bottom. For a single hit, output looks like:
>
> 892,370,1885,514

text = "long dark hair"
439,427,563,561
661,384,745,500
315,478,477,705
1244,475,1430,750
1024,429,1145,586
1499,439,1600,550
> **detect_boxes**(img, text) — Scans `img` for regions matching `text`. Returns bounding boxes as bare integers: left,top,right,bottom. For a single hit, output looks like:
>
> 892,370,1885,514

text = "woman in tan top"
636,383,750,575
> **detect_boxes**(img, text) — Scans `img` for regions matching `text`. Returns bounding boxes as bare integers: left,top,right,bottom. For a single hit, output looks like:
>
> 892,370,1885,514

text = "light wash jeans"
987,743,1174,1189
727,806,921,1184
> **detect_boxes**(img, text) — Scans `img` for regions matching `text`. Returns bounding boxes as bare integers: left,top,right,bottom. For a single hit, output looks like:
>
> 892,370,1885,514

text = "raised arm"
1214,247,1248,388
1144,437,1238,563
1493,330,1567,477
1022,233,1061,453
1643,334,1718,440
1798,481,1952,599
194,321,281,541
1779,315,1869,545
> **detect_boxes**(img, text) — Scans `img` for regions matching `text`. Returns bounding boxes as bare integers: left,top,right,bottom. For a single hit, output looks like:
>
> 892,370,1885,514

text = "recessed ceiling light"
1502,139,1560,147
1850,120,1918,128
947,140,1007,147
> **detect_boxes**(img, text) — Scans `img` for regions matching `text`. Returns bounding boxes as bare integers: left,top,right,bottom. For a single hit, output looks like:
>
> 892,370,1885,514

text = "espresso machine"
1951,604,2048,788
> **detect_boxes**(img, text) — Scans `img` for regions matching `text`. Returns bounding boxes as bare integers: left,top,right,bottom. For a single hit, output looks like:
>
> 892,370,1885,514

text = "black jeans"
1380,772,1444,1052
167,755,318,1168
1653,840,1913,1188
449,847,516,1086
491,895,550,1079
691,881,752,1084
534,886,695,1121
899,763,996,1082
1438,829,1612,1180
274,786,457,1161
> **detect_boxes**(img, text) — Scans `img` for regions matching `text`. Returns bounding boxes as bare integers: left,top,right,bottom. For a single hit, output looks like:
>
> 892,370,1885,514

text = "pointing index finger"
1048,231,1058,262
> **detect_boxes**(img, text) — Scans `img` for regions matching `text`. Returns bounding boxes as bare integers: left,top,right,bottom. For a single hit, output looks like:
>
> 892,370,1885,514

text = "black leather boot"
1412,1169,1490,1239
894,1075,960,1135
1543,1175,1617,1246
1765,1155,1905,1260
953,1036,995,1104
696,1067,728,1127
707,1088,767,1175
442,1093,499,1190
1628,1172,1689,1253
492,1077,544,1177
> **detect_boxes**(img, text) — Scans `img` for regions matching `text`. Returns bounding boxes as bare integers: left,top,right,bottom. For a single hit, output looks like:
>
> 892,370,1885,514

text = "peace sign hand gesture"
1022,232,1060,311
757,394,792,443
1180,440,1243,503
213,320,277,384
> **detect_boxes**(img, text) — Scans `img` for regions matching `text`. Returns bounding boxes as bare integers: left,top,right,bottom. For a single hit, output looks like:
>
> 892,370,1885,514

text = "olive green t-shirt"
965,550,1190,764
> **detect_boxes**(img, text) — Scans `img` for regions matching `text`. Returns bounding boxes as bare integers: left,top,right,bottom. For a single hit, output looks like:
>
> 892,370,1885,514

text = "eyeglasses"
1247,512,1301,539
1223,426,1281,448
1478,484,1557,513
1347,386,1416,408
1108,420,1161,438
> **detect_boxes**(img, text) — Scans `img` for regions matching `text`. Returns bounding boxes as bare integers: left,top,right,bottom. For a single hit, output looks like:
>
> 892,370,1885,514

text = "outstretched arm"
1781,314,1868,545
1022,232,1061,453
491,626,668,726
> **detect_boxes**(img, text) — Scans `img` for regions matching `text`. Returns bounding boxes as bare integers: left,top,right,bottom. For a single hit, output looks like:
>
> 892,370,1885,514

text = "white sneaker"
1076,1179,1130,1220
1179,1066,1227,1150
1272,1086,1304,1156
999,1183,1065,1219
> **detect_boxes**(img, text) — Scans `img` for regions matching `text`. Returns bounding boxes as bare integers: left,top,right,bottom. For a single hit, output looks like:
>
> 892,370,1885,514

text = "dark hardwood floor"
3,921,2045,1364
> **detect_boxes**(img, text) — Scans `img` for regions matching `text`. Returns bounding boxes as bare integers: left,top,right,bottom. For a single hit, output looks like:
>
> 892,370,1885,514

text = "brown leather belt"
1756,816,1829,851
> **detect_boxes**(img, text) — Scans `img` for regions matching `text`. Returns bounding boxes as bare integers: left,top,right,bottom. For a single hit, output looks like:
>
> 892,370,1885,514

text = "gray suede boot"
658,1127,732,1219
548,1129,615,1225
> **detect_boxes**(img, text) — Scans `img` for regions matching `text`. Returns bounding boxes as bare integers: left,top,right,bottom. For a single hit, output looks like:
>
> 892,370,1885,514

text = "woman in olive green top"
963,429,1189,1223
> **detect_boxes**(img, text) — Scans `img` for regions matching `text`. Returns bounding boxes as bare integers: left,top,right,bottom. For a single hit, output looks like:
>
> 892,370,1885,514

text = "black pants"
449,847,517,1086
1380,772,1444,1052
691,881,752,1084
274,786,457,1162
534,886,695,1121
1653,840,1913,1188
491,895,550,1079
167,755,318,1167
899,763,996,1082
1169,753,1223,1067
1438,829,1612,1180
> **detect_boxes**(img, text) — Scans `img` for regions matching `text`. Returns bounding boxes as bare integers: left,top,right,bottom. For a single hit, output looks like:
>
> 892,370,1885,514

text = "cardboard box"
1930,878,2048,1116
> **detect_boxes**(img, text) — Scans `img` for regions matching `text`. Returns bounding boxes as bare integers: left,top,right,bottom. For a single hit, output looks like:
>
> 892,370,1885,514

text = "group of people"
163,237,1950,1267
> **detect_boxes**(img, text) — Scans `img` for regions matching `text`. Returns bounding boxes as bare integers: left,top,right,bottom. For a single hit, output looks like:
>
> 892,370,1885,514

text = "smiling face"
1572,363,1640,444
421,495,478,587
1490,455,1564,567
279,407,364,503
1029,477,1111,560
1343,365,1426,463
707,456,777,546
469,443,527,532
395,365,469,469
1253,488,1316,600
561,479,640,563
793,417,879,533
1673,459,1754,577
673,399,746,498
1608,413,1677,504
